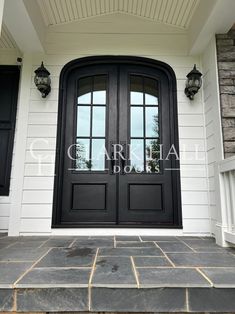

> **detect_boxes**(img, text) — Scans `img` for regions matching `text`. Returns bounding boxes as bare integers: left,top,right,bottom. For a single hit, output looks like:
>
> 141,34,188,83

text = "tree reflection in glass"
76,140,92,170
145,114,160,173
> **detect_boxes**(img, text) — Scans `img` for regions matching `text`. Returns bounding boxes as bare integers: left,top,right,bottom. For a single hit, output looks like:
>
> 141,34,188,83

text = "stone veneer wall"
216,29,235,158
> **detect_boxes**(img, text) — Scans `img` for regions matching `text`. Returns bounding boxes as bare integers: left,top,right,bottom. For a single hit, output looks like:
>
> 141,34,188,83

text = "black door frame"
52,56,182,228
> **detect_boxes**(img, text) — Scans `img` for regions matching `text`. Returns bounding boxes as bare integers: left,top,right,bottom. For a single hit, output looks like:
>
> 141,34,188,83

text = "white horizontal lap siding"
201,37,223,238
20,62,61,232
19,51,210,235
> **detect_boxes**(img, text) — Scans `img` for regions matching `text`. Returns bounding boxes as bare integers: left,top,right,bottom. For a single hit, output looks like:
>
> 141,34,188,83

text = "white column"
0,0,4,34
3,0,43,53
8,53,33,236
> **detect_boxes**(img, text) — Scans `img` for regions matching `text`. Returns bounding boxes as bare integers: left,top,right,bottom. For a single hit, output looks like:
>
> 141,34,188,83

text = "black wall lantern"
184,64,202,100
34,62,51,98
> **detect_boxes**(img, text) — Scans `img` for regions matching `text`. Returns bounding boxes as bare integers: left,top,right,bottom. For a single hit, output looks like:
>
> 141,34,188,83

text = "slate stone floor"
0,234,235,313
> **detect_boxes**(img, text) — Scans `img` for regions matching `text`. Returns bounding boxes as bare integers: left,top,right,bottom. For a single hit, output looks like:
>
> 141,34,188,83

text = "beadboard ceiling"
0,24,18,49
37,0,200,29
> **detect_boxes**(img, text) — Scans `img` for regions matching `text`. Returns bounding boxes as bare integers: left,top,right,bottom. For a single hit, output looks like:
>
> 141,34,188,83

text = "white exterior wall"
4,15,217,236
12,57,210,236
201,37,224,244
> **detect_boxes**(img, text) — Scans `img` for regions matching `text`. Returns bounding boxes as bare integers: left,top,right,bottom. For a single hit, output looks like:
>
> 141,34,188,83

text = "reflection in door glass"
76,139,90,170
145,77,158,105
130,76,144,105
77,77,92,104
93,75,106,104
145,107,158,137
77,106,91,136
92,139,105,170
130,75,159,173
92,107,106,137
76,76,107,171
145,139,160,173
131,107,144,137
130,139,144,172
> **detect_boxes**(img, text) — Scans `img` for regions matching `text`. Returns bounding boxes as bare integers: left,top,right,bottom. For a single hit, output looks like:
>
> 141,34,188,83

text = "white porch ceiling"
0,24,18,49
37,0,200,29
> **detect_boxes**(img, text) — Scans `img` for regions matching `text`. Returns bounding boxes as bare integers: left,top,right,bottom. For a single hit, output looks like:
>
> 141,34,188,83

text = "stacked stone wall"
216,29,235,158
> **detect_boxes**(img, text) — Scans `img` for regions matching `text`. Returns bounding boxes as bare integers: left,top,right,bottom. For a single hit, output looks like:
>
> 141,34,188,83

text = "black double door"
56,62,181,226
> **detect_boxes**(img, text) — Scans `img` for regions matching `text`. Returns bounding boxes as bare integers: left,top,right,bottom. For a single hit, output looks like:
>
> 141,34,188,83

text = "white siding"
18,55,210,235
201,37,224,241
7,16,215,236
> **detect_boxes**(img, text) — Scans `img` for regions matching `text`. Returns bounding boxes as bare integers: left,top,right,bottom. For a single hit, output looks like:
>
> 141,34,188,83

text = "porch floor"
0,234,235,313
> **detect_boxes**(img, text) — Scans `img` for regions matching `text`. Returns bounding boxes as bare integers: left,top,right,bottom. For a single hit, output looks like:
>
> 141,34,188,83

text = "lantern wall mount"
184,64,202,100
34,62,51,98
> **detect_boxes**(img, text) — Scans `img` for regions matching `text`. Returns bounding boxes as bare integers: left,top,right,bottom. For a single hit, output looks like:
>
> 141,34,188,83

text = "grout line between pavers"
185,288,189,312
68,238,77,248
5,242,18,249
154,242,176,267
130,256,140,288
12,247,53,288
13,288,17,312
88,247,99,311
38,238,51,248
196,267,213,286
177,239,197,253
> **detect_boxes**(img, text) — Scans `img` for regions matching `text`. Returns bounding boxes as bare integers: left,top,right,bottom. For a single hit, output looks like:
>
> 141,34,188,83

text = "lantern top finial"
34,61,50,76
186,64,202,78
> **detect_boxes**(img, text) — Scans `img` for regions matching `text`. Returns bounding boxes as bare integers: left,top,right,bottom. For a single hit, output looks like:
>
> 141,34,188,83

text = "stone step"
0,236,235,313
1,286,235,312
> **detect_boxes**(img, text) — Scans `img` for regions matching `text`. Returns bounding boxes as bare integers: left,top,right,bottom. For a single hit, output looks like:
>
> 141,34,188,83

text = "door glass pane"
131,107,143,137
129,75,160,173
130,139,144,172
145,77,158,105
76,139,91,170
130,75,143,105
93,75,106,104
92,106,106,137
92,139,105,170
78,77,92,104
145,107,158,137
77,106,91,136
145,139,160,173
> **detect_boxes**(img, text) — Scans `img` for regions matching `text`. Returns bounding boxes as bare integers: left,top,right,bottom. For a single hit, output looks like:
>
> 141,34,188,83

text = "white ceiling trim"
0,24,18,49
37,0,200,29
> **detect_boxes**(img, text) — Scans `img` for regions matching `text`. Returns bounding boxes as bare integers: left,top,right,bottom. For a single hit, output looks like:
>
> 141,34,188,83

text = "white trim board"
19,228,212,237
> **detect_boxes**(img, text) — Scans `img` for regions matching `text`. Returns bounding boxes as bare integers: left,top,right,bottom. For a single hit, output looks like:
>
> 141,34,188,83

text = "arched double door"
53,57,182,227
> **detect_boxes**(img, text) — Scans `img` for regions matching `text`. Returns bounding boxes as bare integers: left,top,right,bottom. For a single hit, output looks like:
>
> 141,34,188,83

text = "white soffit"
0,24,18,49
37,0,200,29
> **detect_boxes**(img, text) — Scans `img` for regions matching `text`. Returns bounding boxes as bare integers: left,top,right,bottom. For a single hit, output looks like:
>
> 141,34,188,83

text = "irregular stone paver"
99,247,163,256
133,256,172,267
201,268,235,287
36,247,96,267
0,235,234,312
137,268,211,287
157,242,193,252
167,253,235,267
0,262,33,287
16,268,91,288
92,256,137,287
